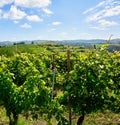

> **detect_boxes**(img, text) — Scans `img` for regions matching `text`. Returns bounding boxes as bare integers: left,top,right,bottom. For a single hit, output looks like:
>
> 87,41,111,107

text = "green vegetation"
0,43,120,125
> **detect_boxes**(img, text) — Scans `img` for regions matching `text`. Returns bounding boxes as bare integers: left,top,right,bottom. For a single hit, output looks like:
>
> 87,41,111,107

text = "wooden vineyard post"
67,50,72,125
51,54,56,99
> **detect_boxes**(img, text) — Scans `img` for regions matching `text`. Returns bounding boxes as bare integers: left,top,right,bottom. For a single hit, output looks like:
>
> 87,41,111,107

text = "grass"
0,43,87,57
0,107,120,125
83,111,120,125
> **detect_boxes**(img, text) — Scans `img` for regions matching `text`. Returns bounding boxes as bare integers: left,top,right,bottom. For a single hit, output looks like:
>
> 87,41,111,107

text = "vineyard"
0,43,120,125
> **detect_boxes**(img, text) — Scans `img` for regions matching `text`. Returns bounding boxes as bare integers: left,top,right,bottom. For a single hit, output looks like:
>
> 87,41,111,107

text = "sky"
0,0,120,41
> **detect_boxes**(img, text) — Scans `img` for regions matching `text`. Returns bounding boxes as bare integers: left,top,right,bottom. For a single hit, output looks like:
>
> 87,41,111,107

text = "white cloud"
20,23,31,28
104,6,120,17
87,10,105,21
84,0,120,31
0,0,52,8
84,0,120,22
96,0,107,8
0,0,13,7
90,26,105,31
0,0,52,23
83,8,94,15
42,8,53,14
89,20,118,31
0,9,2,17
3,5,26,20
98,19,118,26
26,15,43,22
52,22,62,26
83,1,107,15
13,20,19,24
14,0,51,8
87,5,120,22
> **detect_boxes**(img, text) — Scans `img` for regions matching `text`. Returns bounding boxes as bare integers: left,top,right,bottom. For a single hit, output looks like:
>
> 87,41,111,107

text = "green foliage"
0,54,51,125
59,48,120,118
0,44,120,125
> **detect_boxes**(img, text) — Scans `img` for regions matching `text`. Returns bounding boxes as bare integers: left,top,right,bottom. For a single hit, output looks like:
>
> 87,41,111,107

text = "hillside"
0,39,120,47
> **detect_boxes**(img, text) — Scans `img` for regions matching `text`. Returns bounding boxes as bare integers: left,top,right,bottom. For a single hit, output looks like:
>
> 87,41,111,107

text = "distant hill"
55,39,120,45
0,40,49,46
0,39,120,47
0,41,13,46
110,39,120,44
55,39,106,46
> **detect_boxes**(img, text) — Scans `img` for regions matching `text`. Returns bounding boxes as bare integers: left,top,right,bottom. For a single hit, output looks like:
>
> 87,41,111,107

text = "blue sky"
0,0,120,41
